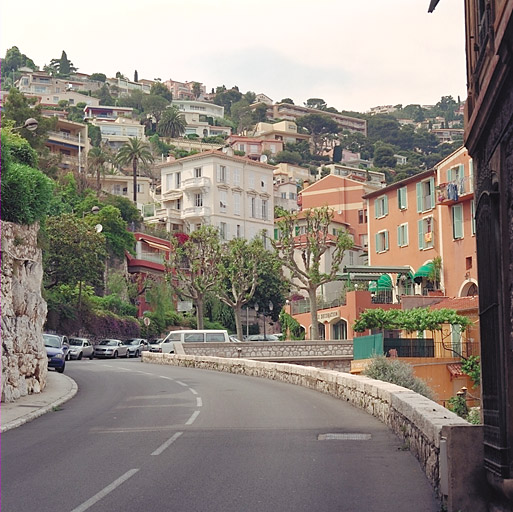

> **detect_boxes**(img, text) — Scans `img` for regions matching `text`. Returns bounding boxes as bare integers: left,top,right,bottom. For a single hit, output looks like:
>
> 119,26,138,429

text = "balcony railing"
182,206,211,219
182,176,211,190
47,131,85,145
290,297,346,315
436,176,474,204
383,339,478,359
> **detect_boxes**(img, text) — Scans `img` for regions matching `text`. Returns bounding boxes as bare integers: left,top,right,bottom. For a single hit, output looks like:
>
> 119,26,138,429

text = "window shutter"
418,219,425,249
375,233,380,253
416,183,422,212
384,195,388,215
374,198,379,218
429,178,435,209
274,228,279,240
226,168,230,184
397,225,402,246
216,166,221,182
384,230,389,250
404,224,408,246
453,205,463,239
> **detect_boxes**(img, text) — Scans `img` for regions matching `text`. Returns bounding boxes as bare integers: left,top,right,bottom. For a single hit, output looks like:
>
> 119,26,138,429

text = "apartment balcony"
182,206,211,219
436,176,474,205
47,130,86,147
182,176,211,191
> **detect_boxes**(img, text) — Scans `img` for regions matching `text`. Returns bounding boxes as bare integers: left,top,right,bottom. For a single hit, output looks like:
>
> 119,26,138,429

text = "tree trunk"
196,298,204,329
132,158,138,203
235,302,244,341
308,287,319,340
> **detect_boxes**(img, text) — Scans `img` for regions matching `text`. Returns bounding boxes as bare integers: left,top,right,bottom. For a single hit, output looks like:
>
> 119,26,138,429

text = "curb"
0,374,78,433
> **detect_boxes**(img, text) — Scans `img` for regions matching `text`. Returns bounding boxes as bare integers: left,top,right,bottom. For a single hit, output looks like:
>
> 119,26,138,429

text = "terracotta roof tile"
429,296,478,311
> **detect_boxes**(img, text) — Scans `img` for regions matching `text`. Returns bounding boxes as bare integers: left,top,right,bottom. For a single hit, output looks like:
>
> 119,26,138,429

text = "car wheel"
135,350,139,358
125,350,130,358
57,362,65,374
113,351,118,359
89,352,94,360
78,352,83,360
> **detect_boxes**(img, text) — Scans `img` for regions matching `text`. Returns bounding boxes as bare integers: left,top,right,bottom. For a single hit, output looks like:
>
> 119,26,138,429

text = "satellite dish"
95,224,103,233
260,155,268,163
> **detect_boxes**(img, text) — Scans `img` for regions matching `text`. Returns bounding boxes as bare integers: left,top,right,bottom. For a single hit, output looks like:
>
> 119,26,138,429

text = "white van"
160,330,230,354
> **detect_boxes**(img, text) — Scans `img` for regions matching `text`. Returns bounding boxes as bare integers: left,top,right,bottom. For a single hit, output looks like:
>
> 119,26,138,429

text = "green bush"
1,162,54,224
363,355,434,400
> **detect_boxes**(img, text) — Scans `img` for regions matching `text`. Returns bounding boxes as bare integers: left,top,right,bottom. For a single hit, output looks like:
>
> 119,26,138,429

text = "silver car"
122,338,147,358
149,339,164,353
68,337,94,360
94,339,129,359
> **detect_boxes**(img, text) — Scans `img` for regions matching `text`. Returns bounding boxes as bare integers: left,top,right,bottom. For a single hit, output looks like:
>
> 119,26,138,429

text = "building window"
375,230,389,253
261,176,267,189
236,224,242,238
451,324,462,354
234,192,241,215
418,216,434,250
416,178,435,212
220,191,227,212
251,197,256,218
233,169,241,186
248,172,255,190
175,198,181,210
374,195,388,218
217,165,227,183
289,192,297,200
219,222,227,240
194,167,202,178
358,209,368,224
262,200,268,220
281,192,287,199
397,223,408,247
194,193,203,207
452,204,464,239
397,186,407,210
137,184,144,193
175,172,181,188
360,234,368,248
349,251,354,265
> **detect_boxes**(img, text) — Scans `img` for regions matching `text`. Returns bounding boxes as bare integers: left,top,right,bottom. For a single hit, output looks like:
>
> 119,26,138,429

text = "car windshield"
43,334,61,348
123,340,138,345
69,339,85,346
99,340,117,346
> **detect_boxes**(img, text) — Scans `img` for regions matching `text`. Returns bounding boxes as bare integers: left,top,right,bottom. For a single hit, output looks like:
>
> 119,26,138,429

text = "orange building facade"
363,147,477,299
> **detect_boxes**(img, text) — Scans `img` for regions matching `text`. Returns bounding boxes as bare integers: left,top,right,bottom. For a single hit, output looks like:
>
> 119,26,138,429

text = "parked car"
43,336,66,373
149,339,164,353
123,338,147,357
160,330,230,354
229,335,243,343
245,334,281,341
68,337,94,360
94,339,129,359
43,333,71,360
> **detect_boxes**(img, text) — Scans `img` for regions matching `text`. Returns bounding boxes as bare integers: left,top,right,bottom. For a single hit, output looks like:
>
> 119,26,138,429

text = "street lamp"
12,118,39,132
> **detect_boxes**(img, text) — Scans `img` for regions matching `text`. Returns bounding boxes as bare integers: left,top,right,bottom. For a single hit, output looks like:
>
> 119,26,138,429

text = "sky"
0,0,467,113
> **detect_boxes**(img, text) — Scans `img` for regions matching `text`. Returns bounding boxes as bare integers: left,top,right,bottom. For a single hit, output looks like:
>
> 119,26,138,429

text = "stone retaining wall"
142,352,485,511
1,221,48,402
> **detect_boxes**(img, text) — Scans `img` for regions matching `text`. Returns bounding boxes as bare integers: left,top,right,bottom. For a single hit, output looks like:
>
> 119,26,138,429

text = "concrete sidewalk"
1,372,78,433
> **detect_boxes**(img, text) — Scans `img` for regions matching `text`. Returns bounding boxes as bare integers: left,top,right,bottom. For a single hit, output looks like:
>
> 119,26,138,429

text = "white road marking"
175,380,188,387
151,431,183,456
70,469,139,512
196,397,202,407
185,410,200,425
189,388,198,395
159,376,174,381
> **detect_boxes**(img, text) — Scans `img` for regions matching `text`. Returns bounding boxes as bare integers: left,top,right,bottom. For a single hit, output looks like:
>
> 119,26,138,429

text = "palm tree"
88,143,113,196
116,138,154,203
157,106,186,138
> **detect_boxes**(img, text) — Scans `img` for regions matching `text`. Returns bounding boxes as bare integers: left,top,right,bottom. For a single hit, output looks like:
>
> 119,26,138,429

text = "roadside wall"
1,221,48,402
142,352,488,512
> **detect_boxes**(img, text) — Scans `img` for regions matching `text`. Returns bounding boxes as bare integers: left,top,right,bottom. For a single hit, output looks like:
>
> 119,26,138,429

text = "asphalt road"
1,359,440,512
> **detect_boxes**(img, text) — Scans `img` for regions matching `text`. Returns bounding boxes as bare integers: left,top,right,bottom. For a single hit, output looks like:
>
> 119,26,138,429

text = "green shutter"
274,228,278,240
452,205,463,239
404,224,408,245
375,233,380,253
418,219,425,249
374,198,379,218
384,195,388,215
384,230,389,250
397,225,402,246
429,178,435,209
416,183,422,212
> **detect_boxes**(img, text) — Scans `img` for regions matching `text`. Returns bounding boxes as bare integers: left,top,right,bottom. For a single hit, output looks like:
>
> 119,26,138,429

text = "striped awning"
368,281,377,292
413,263,434,284
376,274,393,291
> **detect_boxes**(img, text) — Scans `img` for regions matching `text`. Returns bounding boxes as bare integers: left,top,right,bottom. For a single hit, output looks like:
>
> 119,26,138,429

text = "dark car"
43,333,71,360
43,336,66,373
122,338,147,358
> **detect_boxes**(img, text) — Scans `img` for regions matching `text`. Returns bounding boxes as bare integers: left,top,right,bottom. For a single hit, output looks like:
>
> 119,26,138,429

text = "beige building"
147,150,275,242
252,120,311,145
170,100,230,138
99,174,153,207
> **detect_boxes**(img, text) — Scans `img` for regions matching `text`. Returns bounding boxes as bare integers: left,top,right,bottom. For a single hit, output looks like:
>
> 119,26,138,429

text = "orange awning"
141,239,170,251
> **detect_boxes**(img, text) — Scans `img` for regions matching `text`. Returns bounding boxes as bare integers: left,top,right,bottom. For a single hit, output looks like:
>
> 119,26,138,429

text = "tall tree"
49,50,77,77
296,113,340,155
271,207,353,340
217,238,262,340
150,81,173,102
116,138,154,203
142,94,170,131
166,226,222,329
157,106,186,138
192,82,202,99
305,98,327,110
88,143,113,194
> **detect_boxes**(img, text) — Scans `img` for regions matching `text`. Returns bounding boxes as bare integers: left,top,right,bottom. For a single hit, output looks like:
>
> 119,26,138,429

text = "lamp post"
254,303,259,335
12,118,39,132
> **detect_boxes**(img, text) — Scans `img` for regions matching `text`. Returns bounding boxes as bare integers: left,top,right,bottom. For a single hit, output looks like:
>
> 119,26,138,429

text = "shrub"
363,355,434,400
1,162,54,224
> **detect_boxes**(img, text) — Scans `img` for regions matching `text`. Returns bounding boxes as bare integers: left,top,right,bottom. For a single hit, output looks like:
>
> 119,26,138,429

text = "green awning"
413,263,434,284
368,281,377,292
376,274,393,291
